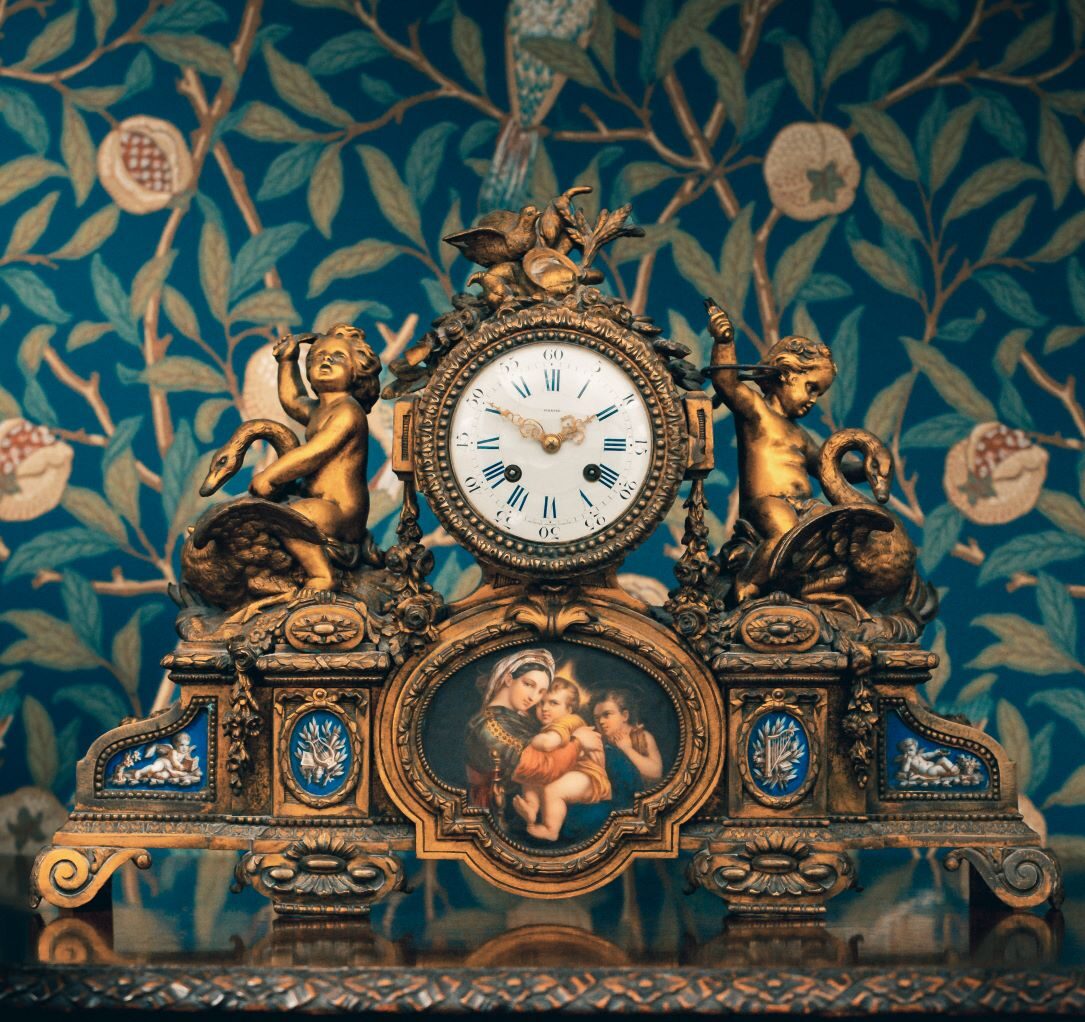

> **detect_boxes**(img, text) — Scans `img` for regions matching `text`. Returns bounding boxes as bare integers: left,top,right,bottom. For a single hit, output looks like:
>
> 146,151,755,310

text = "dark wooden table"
1,848,1083,1015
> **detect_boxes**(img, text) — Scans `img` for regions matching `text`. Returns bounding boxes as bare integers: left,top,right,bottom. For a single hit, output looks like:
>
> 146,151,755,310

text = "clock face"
448,341,654,544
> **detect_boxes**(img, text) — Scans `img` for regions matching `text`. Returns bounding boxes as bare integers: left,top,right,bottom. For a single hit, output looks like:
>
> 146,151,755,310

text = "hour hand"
491,405,545,444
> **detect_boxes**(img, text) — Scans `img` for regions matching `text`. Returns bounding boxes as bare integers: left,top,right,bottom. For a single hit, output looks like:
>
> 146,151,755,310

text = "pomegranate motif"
241,342,312,434
97,115,194,214
0,418,74,522
943,421,1048,525
763,122,860,221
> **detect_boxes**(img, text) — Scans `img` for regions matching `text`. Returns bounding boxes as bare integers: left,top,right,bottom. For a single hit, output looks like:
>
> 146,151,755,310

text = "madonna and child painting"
421,644,680,850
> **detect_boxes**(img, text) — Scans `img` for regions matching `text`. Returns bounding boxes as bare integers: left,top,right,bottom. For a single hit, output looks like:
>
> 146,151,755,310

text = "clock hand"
491,405,546,444
491,406,594,454
556,413,597,446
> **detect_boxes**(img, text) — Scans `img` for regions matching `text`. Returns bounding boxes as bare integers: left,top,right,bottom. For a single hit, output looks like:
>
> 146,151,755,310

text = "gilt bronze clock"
409,304,690,579
30,187,1059,920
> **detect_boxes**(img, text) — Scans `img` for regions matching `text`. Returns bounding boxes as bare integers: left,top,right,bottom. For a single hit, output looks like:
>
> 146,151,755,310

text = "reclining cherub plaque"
31,188,1059,918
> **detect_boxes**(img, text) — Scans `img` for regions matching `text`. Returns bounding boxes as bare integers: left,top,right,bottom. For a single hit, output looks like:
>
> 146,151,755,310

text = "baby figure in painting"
513,677,611,842
249,324,381,590
593,690,663,784
706,300,867,602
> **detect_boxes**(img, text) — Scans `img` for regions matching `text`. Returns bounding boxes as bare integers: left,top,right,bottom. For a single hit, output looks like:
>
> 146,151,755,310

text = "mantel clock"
408,304,689,580
30,187,1060,920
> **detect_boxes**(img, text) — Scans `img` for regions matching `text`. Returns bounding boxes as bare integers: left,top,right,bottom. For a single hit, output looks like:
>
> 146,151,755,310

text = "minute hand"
556,413,596,445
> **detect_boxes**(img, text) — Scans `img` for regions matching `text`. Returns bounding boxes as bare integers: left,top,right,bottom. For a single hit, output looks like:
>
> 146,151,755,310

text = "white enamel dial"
448,340,654,544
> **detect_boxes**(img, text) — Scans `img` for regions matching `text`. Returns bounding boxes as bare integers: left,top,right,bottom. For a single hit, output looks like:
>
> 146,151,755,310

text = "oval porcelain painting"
421,642,681,852
290,709,353,799
747,711,810,798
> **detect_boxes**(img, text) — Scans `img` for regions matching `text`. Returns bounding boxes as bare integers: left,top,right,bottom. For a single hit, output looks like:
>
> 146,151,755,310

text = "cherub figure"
247,324,380,591
129,732,201,785
593,689,663,784
512,677,610,842
706,300,868,603
895,738,960,782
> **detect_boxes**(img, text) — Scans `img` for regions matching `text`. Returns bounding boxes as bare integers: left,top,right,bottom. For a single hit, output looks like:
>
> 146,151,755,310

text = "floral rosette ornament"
0,419,73,522
943,422,1048,525
763,122,860,221
97,115,194,214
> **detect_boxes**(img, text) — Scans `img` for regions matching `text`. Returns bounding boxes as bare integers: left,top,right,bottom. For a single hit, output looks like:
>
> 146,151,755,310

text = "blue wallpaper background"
0,0,1083,871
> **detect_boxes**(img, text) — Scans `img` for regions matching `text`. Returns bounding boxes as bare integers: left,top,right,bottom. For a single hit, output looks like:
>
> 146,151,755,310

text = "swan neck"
821,431,870,506
235,419,298,457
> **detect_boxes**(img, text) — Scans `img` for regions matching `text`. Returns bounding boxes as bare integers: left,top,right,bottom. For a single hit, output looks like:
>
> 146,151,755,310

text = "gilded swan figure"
180,419,379,614
767,428,919,618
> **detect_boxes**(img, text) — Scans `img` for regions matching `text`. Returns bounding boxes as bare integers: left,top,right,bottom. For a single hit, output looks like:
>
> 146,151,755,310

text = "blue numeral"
598,464,619,488
545,368,560,392
511,377,531,398
577,379,591,398
603,438,626,451
543,496,558,519
483,461,505,486
579,489,593,507
476,436,500,450
507,484,529,511
596,405,618,421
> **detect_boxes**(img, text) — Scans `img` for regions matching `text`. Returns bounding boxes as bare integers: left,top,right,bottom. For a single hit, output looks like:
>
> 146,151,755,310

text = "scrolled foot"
944,845,1063,911
234,831,404,916
30,845,151,910
689,835,857,918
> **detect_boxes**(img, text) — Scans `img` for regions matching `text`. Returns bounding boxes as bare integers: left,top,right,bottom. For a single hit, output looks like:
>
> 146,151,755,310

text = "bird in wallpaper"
480,0,597,211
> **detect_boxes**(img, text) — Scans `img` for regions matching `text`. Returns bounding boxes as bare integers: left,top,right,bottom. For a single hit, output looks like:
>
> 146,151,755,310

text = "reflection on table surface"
1,849,1075,972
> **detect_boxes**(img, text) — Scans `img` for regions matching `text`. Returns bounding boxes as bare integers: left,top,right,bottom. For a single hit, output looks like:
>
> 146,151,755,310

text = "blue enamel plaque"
747,712,810,798
289,709,353,798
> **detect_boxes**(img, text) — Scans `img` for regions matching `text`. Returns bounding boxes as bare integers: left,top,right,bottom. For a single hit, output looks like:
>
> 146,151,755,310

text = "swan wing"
768,505,894,584
191,497,324,550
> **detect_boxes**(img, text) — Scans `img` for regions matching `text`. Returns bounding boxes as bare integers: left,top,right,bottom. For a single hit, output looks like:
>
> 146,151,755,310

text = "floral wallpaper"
0,0,1084,870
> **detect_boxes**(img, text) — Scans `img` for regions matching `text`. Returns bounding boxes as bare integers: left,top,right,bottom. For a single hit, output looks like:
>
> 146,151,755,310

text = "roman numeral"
476,436,500,450
482,461,505,485
507,484,529,511
603,437,626,451
596,405,618,421
543,496,557,519
511,377,531,398
577,379,591,399
598,464,619,488
579,489,593,507
544,368,560,392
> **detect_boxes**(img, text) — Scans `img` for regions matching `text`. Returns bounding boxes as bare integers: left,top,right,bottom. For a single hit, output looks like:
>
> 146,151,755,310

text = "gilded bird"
443,203,541,267
480,0,597,211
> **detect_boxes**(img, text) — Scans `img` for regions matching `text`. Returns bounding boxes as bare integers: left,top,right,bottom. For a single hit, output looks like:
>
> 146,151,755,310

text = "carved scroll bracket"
944,846,1063,911
30,845,151,910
